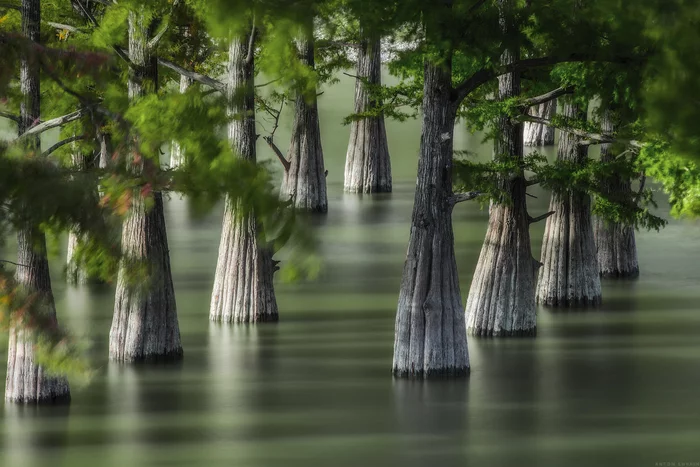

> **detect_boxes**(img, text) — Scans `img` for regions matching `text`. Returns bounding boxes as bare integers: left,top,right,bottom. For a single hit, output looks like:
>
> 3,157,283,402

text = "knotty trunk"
6,0,70,404
209,31,279,323
594,110,639,278
537,102,602,307
392,60,469,378
465,46,538,337
344,32,392,194
110,11,183,361
280,29,328,213
523,100,556,146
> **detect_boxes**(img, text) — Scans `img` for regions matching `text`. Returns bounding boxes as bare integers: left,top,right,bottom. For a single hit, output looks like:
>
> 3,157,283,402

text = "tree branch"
528,211,555,224
245,17,256,66
21,109,87,138
46,21,80,32
147,0,182,50
0,111,20,123
526,177,540,187
521,115,643,149
41,135,85,157
255,78,280,88
449,191,482,205
157,58,226,93
521,86,574,108
263,136,290,172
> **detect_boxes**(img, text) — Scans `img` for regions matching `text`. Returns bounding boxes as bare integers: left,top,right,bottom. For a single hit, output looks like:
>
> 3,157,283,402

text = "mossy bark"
344,32,391,194
537,102,602,307
209,30,279,323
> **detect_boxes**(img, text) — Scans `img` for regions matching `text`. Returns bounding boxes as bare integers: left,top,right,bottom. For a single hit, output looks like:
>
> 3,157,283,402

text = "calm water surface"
1,73,700,467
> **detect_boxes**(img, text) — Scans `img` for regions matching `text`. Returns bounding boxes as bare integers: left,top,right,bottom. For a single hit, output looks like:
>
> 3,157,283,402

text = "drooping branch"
41,135,85,157
528,211,555,224
449,191,482,205
157,58,226,93
21,108,87,138
521,86,574,108
521,115,643,149
0,111,20,123
453,54,643,104
263,136,290,172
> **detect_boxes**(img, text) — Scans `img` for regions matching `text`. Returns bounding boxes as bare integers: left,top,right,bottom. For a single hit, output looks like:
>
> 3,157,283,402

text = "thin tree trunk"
537,101,602,307
209,30,279,323
594,110,639,278
465,36,538,337
6,0,71,404
392,59,469,378
344,31,391,194
110,10,183,361
523,99,556,146
170,75,192,169
280,27,328,213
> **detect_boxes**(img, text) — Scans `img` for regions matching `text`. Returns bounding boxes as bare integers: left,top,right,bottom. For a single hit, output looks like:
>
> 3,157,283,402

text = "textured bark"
280,29,328,213
537,102,602,307
110,11,183,362
343,32,392,194
169,75,192,169
209,31,279,324
6,0,71,404
392,59,469,378
465,39,537,337
523,99,556,146
594,110,639,278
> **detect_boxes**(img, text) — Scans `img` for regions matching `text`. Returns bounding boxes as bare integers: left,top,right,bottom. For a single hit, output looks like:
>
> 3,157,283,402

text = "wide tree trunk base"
110,193,183,362
210,198,279,324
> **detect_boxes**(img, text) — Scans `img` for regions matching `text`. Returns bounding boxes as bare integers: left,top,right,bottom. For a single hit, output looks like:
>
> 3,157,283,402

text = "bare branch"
526,192,538,199
245,17,256,66
529,211,555,224
521,115,644,150
0,111,20,123
157,58,226,93
263,136,290,172
449,191,482,205
521,86,574,108
41,135,85,157
342,72,362,80
0,259,28,268
255,78,280,88
21,109,87,138
46,21,80,32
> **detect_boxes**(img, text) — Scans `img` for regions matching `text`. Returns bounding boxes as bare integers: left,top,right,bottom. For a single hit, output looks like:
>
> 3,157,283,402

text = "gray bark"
280,29,328,213
465,37,538,337
6,0,71,404
537,101,602,307
594,110,639,278
209,30,279,323
392,59,469,378
344,32,392,194
523,99,556,146
110,10,183,362
169,75,192,169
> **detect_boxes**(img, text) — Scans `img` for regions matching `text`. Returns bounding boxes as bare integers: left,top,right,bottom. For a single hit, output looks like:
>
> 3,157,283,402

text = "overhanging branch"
521,86,574,108
41,135,85,157
21,108,87,138
521,115,643,150
157,58,226,93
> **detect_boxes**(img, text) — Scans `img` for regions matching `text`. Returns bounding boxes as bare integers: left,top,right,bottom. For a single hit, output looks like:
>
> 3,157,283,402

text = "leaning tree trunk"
594,110,639,278
392,60,469,378
343,32,391,194
6,0,71,404
209,31,279,323
465,43,538,337
110,11,183,362
169,75,192,169
523,99,557,146
537,101,602,307
280,29,328,213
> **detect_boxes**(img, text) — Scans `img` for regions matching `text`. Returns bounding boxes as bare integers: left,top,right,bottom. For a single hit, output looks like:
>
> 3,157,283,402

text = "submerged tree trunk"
6,0,70,404
524,99,556,146
537,101,601,307
170,75,192,169
343,32,391,194
110,11,183,361
280,28,328,213
209,31,279,323
392,60,469,378
594,110,639,278
465,44,538,337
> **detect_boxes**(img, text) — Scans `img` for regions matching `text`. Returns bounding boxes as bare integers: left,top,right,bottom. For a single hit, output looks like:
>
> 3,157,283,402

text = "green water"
2,72,700,467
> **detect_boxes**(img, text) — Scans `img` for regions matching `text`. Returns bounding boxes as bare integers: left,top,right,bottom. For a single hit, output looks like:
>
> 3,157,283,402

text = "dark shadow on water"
2,403,71,465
